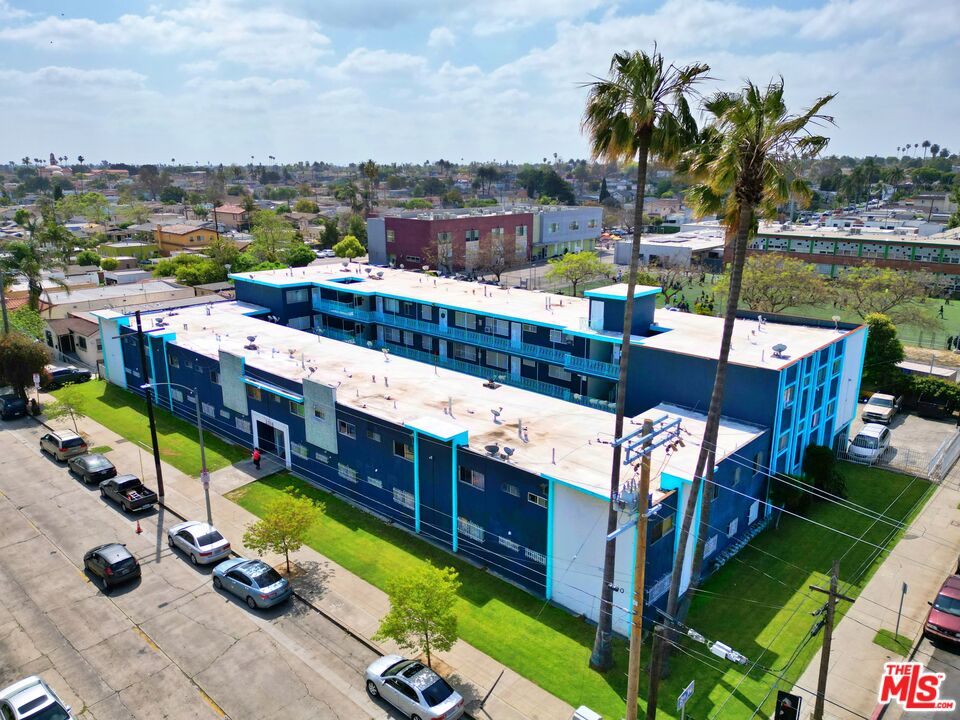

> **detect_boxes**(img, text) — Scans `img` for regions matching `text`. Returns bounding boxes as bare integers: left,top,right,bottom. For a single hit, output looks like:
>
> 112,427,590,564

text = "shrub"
802,444,847,498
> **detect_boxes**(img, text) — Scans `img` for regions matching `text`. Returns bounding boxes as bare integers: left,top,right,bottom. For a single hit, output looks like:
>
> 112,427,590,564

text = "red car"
924,575,960,644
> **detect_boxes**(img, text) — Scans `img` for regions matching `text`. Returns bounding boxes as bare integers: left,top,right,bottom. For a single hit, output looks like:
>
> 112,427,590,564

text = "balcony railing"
564,355,620,379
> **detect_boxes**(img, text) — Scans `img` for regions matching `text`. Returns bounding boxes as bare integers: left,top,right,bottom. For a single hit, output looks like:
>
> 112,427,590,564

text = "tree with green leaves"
372,564,460,669
99,257,119,271
0,234,69,311
598,177,611,202
662,80,835,661
9,307,45,339
250,211,297,263
320,217,340,248
0,333,49,401
714,253,827,313
333,235,365,260
581,47,709,670
545,251,607,296
75,249,101,267
862,313,905,390
834,265,932,326
284,243,315,268
44,383,87,434
242,486,323,573
346,213,367,244
193,205,210,221
293,198,320,214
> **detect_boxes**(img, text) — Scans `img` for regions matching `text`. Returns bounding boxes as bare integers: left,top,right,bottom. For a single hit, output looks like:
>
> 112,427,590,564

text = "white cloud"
0,65,147,90
187,76,310,96
179,60,220,75
428,26,456,48
319,48,428,79
0,0,30,20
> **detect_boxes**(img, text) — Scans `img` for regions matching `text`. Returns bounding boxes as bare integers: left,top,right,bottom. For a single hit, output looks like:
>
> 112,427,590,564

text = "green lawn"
873,629,912,656
229,463,932,719
54,380,248,477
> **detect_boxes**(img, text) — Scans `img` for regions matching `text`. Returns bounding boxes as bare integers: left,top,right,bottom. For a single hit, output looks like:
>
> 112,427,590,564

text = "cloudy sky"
0,0,957,165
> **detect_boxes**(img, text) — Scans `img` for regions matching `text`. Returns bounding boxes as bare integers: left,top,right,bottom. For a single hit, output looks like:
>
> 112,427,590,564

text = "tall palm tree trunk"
659,204,752,672
590,133,650,671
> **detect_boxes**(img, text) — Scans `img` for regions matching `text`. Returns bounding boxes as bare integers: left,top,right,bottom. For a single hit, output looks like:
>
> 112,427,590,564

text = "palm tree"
77,155,85,193
922,140,931,158
930,143,941,159
658,80,835,660
2,217,71,311
581,47,709,671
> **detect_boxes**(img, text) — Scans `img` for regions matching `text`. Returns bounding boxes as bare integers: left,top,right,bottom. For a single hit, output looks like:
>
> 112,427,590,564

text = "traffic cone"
135,520,142,535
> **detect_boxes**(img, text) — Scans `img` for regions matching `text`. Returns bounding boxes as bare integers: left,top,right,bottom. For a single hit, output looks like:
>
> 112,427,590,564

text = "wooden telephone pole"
809,560,854,720
625,419,653,720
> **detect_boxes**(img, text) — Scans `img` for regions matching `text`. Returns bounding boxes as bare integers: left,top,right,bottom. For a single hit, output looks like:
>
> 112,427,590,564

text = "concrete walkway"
47,407,576,720
792,466,960,719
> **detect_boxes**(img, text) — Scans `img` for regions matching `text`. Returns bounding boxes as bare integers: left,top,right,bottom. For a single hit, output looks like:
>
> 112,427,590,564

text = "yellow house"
154,224,219,254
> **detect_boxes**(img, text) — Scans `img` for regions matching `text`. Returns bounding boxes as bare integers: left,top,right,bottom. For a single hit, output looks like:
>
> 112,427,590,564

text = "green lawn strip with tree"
88,445,112,455
228,463,930,719
51,380,246,476
872,629,912,656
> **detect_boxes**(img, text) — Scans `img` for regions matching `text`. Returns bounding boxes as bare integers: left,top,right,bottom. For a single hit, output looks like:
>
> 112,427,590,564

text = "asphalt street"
0,418,400,720
899,638,960,719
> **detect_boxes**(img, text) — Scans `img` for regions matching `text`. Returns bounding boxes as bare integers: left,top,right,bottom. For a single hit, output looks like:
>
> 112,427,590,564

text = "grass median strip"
229,463,931,718
873,629,912,656
53,380,247,477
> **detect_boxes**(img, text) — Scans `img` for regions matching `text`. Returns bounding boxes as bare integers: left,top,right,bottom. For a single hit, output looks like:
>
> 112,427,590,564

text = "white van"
848,423,891,464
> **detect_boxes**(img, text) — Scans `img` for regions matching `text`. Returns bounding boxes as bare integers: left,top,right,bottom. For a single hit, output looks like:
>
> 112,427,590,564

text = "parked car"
99,474,157,513
861,392,902,424
924,575,960,644
365,656,465,720
67,453,117,484
83,543,141,592
167,521,231,565
41,365,91,391
847,423,891,464
212,557,292,609
0,393,27,420
0,676,74,720
39,430,88,462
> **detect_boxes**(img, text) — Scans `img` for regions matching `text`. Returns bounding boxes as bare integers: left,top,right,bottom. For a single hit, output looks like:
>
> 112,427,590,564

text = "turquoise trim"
98,320,110,383
451,442,459,552
851,326,868,423
584,285,661,301
404,421,468,444
242,376,304,403
161,335,174,410
413,430,421,533
146,335,159,403
546,476,555,601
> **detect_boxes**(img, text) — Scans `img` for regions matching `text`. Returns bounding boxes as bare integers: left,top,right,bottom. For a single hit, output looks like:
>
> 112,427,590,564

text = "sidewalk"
792,469,960,719
53,409,575,720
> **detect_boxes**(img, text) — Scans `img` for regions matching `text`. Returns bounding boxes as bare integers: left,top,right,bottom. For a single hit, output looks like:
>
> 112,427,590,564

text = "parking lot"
0,419,398,720
847,409,958,475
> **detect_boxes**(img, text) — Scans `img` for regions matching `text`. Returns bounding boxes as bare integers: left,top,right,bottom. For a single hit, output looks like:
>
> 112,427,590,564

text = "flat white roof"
233,265,854,369
132,302,766,499
42,280,188,304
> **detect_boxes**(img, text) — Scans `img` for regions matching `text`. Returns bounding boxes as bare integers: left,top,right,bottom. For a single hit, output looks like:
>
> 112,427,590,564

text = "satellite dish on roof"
484,443,500,456
772,343,788,358
503,446,515,460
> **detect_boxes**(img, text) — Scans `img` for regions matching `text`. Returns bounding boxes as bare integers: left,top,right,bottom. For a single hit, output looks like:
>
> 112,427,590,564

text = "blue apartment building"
94,265,865,636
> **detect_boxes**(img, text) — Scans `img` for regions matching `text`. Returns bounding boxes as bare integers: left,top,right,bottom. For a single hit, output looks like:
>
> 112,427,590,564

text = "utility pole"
809,560,854,720
625,418,653,720
134,311,165,500
646,625,665,720
0,269,9,334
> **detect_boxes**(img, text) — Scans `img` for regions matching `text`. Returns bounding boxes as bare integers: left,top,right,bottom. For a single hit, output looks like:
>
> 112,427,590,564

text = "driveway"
848,411,957,470
0,419,396,720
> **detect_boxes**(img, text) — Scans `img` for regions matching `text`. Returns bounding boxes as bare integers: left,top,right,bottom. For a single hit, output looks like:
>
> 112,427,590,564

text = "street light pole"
135,311,165,500
193,388,212,526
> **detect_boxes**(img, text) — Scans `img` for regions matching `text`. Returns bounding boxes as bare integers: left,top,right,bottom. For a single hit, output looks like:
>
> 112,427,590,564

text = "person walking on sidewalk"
252,447,261,470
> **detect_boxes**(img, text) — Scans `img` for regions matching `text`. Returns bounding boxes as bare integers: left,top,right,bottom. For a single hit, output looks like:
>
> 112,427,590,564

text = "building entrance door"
251,411,291,468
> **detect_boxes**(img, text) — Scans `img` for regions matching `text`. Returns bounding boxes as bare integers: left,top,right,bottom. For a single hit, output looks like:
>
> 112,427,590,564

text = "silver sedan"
365,656,464,720
166,521,231,565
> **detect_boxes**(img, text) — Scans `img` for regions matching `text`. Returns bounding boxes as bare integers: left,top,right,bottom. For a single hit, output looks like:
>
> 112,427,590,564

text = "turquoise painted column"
545,477,555,600
451,442,459,552
413,430,421,533
146,335,159,403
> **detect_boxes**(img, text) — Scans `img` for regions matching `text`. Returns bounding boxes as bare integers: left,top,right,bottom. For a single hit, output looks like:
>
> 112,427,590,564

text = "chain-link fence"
837,431,960,481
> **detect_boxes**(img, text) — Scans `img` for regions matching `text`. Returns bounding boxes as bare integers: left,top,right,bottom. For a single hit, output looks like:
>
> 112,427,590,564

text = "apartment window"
649,514,675,543
459,467,485,490
727,518,739,537
393,441,415,461
384,327,401,343
367,475,383,488
704,535,718,558
405,255,422,264
548,365,571,381
288,316,311,330
549,329,563,344
289,401,305,418
491,318,510,336
501,482,520,497
515,225,527,237
337,420,356,438
219,409,231,419
711,481,720,500
209,370,220,385
522,324,537,333
486,351,509,370
393,488,415,510
453,344,477,362
522,358,535,368
732,467,743,487
421,305,433,321
292,443,309,459
286,288,309,304
236,418,251,434
421,336,432,351
338,463,359,482
499,536,520,552
816,366,827,384
96,340,102,351
811,410,821,427
528,492,548,509
490,227,504,238
457,517,484,543
384,297,399,313
77,336,87,351
524,548,546,564
246,385,262,401
313,407,326,421
752,451,765,474
549,223,560,233
832,357,841,375
569,220,580,231
465,229,480,242
437,231,452,243
386,229,395,243
783,385,795,406
454,311,476,330
168,353,180,368
367,428,381,442
201,402,215,417
314,451,329,463
588,219,598,229
171,389,184,403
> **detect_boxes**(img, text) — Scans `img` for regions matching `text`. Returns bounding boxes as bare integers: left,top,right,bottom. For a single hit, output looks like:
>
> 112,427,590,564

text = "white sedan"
0,677,74,720
167,520,231,565
365,656,464,720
